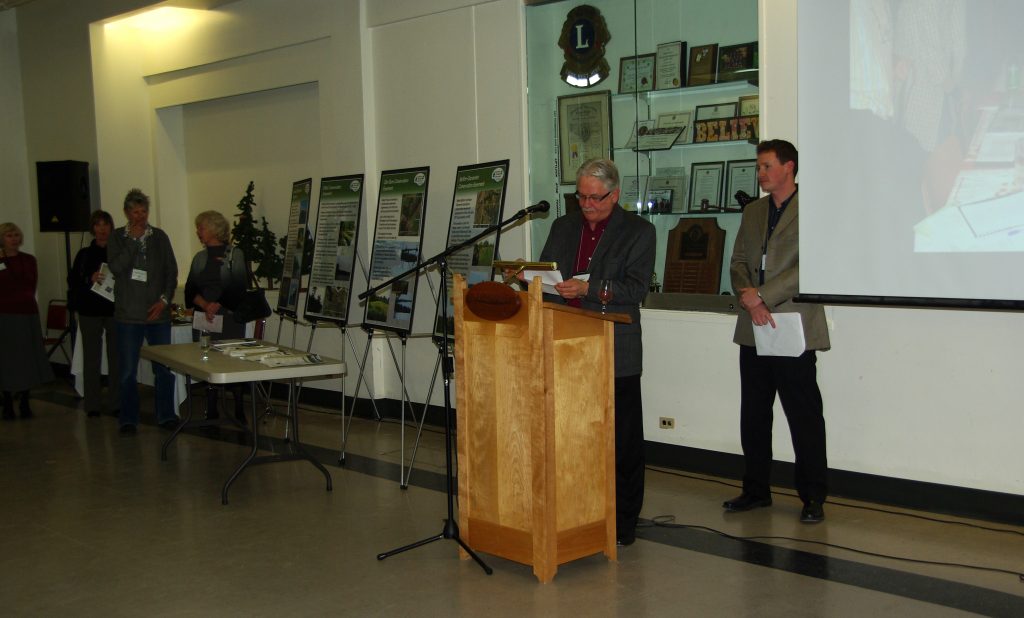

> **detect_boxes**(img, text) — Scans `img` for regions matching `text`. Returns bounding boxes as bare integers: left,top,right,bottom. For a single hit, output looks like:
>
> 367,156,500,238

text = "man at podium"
533,158,656,546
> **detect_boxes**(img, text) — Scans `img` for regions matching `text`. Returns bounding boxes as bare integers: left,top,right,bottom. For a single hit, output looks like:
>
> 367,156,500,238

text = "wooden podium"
453,275,625,583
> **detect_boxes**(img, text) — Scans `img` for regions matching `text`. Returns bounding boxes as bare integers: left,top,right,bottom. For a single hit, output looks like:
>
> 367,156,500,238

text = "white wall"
8,0,1023,497
13,0,155,306
182,83,323,257
0,9,32,253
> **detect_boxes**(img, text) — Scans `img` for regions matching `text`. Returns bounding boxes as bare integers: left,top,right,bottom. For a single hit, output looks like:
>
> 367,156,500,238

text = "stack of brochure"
211,339,261,352
259,352,323,367
226,345,279,359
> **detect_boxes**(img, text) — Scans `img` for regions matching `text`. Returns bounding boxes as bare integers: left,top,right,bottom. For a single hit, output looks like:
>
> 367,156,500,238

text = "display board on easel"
433,160,510,338
362,167,430,334
276,177,313,318
304,174,364,325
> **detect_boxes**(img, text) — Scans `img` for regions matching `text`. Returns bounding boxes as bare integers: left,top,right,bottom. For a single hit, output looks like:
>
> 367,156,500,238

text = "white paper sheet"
523,270,590,295
90,263,115,301
192,312,224,334
752,312,805,357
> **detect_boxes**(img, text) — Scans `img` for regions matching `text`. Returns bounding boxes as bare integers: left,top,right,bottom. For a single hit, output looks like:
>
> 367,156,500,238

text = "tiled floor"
2,380,1023,616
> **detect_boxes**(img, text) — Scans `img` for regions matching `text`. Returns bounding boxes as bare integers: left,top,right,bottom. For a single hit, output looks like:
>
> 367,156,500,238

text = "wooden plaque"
662,218,726,294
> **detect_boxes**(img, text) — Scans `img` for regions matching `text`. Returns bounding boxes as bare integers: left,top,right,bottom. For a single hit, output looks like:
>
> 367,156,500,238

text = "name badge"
131,268,148,282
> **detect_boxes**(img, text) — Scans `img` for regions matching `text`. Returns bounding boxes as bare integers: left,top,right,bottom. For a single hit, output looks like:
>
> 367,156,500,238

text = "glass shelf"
612,79,757,102
614,139,754,152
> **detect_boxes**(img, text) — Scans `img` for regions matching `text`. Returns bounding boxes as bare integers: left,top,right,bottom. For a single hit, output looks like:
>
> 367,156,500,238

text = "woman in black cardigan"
68,210,119,418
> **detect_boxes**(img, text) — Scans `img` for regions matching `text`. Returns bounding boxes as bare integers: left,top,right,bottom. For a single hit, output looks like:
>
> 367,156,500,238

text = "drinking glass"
200,329,211,361
598,279,613,313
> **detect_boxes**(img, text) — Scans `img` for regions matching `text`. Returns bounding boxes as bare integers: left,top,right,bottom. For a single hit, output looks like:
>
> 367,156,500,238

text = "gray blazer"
730,193,830,351
538,205,656,377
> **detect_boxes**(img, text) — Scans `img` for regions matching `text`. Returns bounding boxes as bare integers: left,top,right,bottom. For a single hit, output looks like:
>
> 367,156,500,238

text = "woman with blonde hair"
185,210,249,422
0,222,54,419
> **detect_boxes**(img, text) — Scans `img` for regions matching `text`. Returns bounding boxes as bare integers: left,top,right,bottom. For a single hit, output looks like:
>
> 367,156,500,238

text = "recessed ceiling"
0,0,37,11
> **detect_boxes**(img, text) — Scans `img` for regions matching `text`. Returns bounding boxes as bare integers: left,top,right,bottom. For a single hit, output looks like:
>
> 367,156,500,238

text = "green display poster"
304,174,364,324
363,167,430,333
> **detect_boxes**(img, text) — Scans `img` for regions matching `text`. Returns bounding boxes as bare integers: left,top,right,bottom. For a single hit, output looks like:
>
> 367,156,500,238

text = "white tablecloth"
70,322,192,412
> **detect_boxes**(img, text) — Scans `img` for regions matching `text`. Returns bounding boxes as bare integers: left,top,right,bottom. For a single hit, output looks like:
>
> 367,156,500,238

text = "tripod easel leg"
339,331,378,463
402,348,441,487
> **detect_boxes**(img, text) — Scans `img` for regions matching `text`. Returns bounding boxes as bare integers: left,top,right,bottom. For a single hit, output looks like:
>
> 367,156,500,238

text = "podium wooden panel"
453,276,619,583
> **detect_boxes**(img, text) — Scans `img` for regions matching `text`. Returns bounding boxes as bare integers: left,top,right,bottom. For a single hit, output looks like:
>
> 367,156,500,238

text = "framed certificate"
557,90,612,185
738,94,759,116
717,42,758,83
644,188,673,215
655,41,686,90
635,53,656,92
618,54,656,93
623,120,656,149
657,111,692,144
695,102,738,121
637,128,683,151
688,161,725,213
648,175,687,213
726,159,757,211
687,43,718,86
618,56,637,94
620,175,646,211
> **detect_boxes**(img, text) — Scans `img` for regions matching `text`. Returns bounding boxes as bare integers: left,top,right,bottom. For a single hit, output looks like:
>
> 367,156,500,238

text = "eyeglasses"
574,190,612,204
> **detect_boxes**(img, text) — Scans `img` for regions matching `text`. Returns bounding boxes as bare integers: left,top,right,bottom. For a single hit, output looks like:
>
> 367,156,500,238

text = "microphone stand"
368,204,543,574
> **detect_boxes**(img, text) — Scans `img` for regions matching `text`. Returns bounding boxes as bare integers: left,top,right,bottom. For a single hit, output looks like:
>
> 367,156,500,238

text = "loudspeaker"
37,160,92,233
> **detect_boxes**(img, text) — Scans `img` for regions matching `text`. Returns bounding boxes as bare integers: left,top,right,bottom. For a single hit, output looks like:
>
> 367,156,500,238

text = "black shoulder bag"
231,255,272,324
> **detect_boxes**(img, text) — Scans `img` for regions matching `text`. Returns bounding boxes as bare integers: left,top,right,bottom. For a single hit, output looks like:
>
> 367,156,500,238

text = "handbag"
232,258,272,324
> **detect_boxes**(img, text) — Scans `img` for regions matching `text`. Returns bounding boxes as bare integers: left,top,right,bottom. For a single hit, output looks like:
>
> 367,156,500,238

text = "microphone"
524,200,550,215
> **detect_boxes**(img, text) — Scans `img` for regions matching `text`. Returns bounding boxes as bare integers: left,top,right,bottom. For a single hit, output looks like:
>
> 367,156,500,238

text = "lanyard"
760,190,796,285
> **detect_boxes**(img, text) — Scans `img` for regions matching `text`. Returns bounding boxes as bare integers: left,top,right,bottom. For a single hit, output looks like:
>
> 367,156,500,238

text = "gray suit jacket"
538,205,656,376
730,193,830,351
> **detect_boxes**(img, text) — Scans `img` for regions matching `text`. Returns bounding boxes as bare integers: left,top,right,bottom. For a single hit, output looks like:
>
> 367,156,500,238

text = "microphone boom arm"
358,202,547,301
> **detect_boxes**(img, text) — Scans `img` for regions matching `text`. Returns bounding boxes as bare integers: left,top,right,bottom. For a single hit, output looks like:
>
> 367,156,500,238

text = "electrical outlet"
659,417,675,429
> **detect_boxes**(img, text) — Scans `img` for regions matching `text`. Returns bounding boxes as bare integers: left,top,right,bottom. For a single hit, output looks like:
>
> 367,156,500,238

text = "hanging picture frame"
557,90,612,184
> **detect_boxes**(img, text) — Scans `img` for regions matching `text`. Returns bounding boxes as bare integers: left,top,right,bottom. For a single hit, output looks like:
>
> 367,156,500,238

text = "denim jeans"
116,321,176,427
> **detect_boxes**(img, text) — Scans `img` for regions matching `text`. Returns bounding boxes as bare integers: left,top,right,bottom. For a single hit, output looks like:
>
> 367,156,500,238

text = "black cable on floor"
647,466,1024,537
643,467,1024,583
640,515,1024,583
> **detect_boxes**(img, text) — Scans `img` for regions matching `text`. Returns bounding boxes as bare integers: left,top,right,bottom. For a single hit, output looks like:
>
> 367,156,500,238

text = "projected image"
849,0,1024,252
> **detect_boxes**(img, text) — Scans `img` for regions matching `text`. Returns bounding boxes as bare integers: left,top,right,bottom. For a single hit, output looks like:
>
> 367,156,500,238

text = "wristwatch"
159,294,168,305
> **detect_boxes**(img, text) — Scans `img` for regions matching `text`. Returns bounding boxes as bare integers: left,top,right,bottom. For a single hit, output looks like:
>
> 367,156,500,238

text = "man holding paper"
726,140,831,523
533,158,656,546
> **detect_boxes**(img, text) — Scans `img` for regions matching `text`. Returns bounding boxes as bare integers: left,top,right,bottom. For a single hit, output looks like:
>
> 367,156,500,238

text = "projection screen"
798,0,1024,307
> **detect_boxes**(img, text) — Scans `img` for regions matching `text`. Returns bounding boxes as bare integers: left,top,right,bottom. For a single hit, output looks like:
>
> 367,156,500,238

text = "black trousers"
738,345,827,504
615,374,645,536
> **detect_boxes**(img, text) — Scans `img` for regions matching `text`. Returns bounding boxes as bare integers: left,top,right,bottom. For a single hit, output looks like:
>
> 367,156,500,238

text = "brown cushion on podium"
465,281,521,321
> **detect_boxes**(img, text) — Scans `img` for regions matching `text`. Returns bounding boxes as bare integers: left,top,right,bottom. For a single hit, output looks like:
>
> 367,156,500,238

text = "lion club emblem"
557,5,611,87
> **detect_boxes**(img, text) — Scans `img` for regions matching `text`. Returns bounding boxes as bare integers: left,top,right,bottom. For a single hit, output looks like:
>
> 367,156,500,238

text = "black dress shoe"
800,501,825,524
723,493,773,512
119,424,137,435
616,534,635,547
